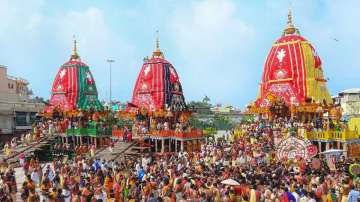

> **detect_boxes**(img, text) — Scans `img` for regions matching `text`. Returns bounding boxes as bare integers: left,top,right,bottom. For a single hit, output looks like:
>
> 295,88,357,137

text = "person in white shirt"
62,185,71,202
299,195,308,202
292,190,300,202
31,169,40,186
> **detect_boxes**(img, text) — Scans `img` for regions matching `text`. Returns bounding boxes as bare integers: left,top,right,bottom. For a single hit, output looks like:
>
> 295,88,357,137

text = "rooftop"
340,88,360,95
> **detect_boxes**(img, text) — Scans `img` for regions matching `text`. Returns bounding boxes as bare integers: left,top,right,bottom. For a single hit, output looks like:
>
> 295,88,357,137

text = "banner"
276,136,316,160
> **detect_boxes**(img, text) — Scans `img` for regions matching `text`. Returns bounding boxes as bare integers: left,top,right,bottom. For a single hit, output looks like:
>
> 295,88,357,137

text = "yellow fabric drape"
301,42,332,104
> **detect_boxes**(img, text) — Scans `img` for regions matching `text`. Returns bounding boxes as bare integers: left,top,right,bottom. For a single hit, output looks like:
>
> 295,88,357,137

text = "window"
15,112,27,126
8,83,14,89
30,112,37,124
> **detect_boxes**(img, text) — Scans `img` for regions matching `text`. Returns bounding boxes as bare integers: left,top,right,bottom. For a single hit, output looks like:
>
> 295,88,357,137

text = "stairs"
123,139,152,160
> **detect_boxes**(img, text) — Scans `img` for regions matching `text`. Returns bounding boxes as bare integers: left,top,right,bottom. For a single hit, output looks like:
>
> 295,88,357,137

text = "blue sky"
0,0,359,109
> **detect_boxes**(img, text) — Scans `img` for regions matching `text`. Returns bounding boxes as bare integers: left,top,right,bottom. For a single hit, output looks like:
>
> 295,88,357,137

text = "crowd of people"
1,137,359,201
0,159,17,201
0,116,359,201
1,118,59,158
132,112,192,136
237,117,352,140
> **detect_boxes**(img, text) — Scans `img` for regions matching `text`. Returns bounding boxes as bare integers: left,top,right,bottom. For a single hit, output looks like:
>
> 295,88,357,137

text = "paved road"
94,140,135,161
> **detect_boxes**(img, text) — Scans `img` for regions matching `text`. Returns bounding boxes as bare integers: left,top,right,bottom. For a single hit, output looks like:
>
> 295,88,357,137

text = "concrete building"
211,104,234,113
0,65,44,135
334,88,360,117
192,104,243,124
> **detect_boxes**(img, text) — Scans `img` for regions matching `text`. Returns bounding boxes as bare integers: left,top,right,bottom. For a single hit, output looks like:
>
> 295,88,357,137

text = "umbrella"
221,179,240,186
319,149,345,155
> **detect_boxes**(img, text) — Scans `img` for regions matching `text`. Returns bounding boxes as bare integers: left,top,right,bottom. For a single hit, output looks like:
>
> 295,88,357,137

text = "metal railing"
304,130,359,141
66,128,111,137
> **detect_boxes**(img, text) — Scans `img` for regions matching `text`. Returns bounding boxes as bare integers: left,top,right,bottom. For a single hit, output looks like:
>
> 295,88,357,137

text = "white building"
0,65,44,134
211,104,234,113
334,88,360,117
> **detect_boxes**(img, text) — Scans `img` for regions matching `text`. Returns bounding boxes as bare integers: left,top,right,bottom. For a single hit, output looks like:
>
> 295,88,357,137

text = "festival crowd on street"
1,118,360,202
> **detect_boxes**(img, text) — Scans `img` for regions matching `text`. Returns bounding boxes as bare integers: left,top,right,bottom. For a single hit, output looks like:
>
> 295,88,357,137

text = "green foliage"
188,116,211,129
202,95,211,104
116,118,133,128
240,115,255,124
187,100,211,109
211,114,234,130
187,97,234,130
187,100,212,115
203,127,217,135
189,114,234,130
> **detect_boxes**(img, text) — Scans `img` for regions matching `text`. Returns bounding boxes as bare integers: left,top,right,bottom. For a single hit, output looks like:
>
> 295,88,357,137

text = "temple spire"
73,39,77,55
152,30,164,58
287,9,293,25
156,30,160,50
283,8,298,35
70,35,81,61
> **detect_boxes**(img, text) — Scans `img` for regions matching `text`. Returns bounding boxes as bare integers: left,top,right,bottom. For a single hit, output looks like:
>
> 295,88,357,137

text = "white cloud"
54,7,111,58
0,0,46,71
52,7,138,101
0,0,358,107
0,1,138,101
287,1,360,93
171,0,254,60
169,0,256,103
26,14,43,31
0,0,45,35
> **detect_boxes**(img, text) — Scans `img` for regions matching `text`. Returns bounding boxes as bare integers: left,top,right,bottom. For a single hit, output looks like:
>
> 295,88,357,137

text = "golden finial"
152,30,164,58
73,38,77,54
287,9,293,25
283,8,297,35
70,35,81,61
156,30,160,50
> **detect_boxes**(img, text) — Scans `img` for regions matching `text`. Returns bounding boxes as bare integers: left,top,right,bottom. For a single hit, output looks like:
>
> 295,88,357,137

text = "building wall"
0,99,44,134
0,66,8,92
0,66,16,94
0,115,13,134
0,65,45,135
340,93,360,116
0,66,30,101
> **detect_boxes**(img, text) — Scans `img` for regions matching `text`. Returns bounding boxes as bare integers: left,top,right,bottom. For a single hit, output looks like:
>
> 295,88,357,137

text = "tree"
240,115,255,124
187,98,212,114
116,118,133,128
187,101,211,109
189,114,234,131
188,116,211,129
202,95,210,104
211,114,234,130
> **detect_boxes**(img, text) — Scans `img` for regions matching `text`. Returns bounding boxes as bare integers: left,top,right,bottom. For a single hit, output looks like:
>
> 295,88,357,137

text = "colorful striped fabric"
256,33,332,107
46,59,103,112
130,57,186,112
